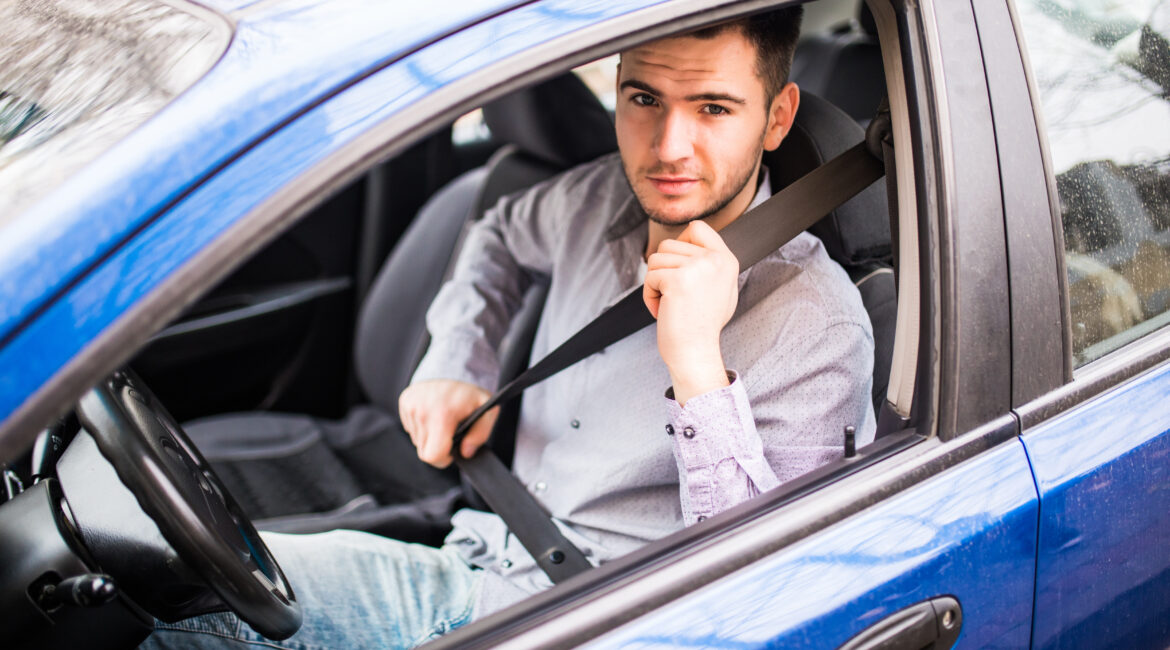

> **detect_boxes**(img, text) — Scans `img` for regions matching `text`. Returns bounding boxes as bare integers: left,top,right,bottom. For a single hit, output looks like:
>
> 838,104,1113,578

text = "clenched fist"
398,379,499,468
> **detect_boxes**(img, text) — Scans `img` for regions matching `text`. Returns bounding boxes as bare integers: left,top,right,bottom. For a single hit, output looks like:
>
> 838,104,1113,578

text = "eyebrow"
619,79,747,105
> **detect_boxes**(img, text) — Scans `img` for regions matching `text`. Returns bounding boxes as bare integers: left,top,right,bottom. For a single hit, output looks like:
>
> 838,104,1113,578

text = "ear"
763,82,800,152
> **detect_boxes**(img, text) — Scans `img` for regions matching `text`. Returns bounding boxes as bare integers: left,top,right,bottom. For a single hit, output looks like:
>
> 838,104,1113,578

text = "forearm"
412,191,555,389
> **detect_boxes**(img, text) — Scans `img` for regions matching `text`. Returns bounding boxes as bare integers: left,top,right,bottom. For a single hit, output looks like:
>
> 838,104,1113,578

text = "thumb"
460,405,499,458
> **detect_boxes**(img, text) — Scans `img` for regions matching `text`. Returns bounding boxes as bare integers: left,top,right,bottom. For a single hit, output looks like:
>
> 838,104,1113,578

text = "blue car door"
1022,365,1170,648
1011,0,1170,646
580,426,1039,648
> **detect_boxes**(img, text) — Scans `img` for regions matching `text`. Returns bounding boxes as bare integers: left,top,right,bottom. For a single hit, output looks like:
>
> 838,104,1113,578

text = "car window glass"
0,0,228,222
1016,0,1170,366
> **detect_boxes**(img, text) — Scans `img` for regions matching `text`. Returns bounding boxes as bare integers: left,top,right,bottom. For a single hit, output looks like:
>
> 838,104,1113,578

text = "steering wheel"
74,370,301,640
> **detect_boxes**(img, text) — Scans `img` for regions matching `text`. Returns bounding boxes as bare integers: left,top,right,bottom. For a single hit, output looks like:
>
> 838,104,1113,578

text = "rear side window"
1016,0,1170,366
0,0,230,221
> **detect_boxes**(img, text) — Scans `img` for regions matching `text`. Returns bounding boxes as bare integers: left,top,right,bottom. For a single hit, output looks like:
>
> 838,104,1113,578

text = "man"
147,8,875,649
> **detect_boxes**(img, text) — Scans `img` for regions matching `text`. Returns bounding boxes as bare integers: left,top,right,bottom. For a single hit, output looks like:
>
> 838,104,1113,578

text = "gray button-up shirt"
412,152,875,617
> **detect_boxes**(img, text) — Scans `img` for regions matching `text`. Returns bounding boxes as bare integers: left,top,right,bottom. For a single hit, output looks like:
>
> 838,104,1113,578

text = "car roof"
0,0,532,350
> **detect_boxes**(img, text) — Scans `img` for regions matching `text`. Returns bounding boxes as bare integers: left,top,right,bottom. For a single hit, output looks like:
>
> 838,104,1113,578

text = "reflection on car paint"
1024,349,1170,648
584,440,1039,648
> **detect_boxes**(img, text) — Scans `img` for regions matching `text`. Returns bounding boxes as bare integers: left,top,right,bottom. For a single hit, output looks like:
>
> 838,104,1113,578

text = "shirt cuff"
664,371,741,470
664,371,781,523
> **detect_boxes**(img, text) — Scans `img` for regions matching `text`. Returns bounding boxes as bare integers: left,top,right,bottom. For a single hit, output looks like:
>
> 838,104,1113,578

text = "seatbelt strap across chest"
453,139,885,583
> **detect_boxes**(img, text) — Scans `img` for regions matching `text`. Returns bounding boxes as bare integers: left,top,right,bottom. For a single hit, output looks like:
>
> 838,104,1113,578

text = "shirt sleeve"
411,177,565,391
666,372,780,525
665,320,874,526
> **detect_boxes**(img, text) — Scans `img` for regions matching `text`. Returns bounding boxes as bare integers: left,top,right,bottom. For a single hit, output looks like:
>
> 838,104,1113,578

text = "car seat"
765,91,896,416
790,3,886,125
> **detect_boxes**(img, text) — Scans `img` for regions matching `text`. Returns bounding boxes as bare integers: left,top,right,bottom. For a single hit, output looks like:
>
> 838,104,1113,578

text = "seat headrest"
764,91,891,266
482,73,617,168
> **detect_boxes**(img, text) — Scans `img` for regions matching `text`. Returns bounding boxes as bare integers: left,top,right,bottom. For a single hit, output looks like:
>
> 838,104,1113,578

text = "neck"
644,161,763,259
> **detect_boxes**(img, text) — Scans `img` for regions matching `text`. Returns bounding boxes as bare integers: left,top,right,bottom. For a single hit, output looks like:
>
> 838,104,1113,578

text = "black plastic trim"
971,0,1064,407
928,0,1012,437
1002,0,1074,385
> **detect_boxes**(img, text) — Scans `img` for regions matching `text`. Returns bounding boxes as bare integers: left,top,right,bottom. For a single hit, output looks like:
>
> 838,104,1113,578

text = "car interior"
125,0,901,541
2,0,936,646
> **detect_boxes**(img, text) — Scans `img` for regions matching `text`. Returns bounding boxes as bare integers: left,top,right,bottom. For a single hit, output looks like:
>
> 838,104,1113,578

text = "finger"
402,411,421,447
678,220,731,252
398,393,415,433
418,413,457,468
643,280,661,319
646,252,689,270
460,406,499,458
655,238,706,256
644,268,676,318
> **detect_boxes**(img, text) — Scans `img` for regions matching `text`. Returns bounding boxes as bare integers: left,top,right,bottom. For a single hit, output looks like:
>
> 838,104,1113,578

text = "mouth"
647,176,699,196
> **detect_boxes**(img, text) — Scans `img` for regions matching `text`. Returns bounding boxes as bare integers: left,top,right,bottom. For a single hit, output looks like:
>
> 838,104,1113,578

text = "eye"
631,93,658,107
701,104,730,115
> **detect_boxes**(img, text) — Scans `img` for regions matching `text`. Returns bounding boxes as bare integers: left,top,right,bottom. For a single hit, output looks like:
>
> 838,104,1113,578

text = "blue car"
2,0,1170,647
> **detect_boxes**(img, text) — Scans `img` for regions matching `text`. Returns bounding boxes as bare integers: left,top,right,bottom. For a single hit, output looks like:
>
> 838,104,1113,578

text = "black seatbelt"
452,139,885,584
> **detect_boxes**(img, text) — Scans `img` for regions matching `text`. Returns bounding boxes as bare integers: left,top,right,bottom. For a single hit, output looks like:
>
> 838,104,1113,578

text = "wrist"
667,348,729,406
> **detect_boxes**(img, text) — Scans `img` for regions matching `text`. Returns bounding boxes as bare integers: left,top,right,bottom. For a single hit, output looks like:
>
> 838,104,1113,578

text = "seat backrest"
790,4,886,125
353,73,616,413
763,91,895,413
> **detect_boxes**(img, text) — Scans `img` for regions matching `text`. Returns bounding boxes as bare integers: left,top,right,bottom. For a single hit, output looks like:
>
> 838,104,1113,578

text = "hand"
643,220,738,404
398,379,499,468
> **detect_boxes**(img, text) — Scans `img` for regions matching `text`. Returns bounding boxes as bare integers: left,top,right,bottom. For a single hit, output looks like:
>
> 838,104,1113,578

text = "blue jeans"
142,530,484,650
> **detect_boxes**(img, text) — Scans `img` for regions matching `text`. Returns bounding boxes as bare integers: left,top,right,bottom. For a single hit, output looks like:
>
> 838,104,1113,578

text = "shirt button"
665,424,675,436
570,419,581,429
501,559,512,569
683,426,696,439
534,481,547,492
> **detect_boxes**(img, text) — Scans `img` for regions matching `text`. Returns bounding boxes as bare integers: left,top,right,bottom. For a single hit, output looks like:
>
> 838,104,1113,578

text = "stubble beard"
623,141,765,227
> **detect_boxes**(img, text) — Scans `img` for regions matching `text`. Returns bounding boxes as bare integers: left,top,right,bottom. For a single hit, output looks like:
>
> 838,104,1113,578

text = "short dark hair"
689,7,804,101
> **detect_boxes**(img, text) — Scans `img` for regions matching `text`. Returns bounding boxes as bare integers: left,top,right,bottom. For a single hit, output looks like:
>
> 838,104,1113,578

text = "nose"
653,109,694,163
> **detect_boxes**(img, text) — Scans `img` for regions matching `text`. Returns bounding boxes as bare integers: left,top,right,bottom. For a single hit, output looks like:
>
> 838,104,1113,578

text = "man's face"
616,29,795,227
